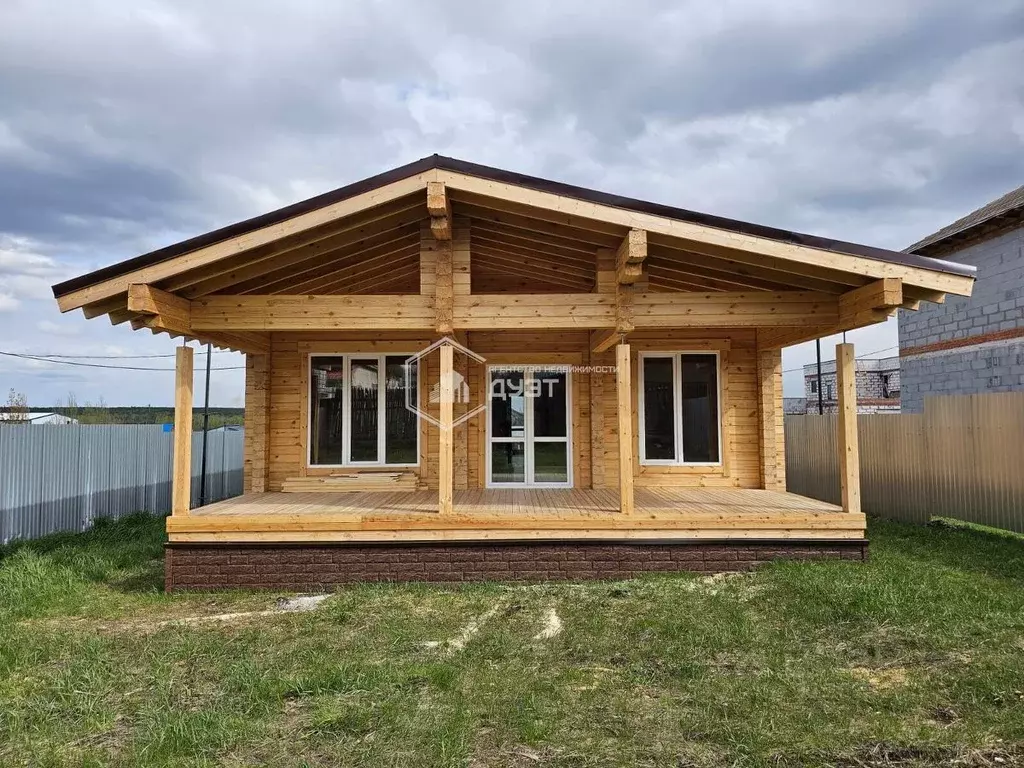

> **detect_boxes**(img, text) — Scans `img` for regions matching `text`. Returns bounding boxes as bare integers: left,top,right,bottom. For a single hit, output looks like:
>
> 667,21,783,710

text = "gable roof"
907,183,1024,257
52,154,974,299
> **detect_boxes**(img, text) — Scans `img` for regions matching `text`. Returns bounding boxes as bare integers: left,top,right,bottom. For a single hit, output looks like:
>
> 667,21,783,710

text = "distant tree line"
0,389,244,428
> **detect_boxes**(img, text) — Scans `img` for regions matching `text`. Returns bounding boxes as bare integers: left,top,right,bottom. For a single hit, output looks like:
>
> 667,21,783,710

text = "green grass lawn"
2,514,1024,767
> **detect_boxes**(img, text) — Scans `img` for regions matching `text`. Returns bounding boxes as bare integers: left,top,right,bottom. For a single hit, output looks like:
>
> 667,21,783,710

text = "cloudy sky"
1,0,1023,408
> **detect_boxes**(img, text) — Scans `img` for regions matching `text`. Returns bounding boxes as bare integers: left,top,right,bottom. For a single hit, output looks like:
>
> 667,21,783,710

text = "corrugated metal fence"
0,425,244,543
785,392,1024,533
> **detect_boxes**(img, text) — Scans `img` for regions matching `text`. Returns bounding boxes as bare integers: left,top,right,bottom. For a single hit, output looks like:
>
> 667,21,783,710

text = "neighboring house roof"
52,154,974,300
907,183,1024,258
0,412,79,424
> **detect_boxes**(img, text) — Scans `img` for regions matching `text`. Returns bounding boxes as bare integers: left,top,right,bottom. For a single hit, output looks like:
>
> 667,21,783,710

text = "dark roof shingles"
52,154,975,298
907,183,1024,254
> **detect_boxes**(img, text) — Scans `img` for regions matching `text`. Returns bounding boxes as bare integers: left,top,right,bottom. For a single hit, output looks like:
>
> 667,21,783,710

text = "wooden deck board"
170,488,859,543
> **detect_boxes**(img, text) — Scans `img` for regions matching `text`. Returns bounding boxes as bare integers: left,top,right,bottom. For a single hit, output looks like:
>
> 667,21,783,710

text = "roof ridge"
907,182,1024,253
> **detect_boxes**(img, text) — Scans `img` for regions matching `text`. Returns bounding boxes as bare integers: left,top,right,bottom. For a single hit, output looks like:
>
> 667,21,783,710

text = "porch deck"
167,488,862,543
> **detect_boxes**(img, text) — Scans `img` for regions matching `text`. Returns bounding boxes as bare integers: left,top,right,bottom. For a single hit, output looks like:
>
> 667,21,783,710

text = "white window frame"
485,365,573,489
307,353,420,469
638,351,723,467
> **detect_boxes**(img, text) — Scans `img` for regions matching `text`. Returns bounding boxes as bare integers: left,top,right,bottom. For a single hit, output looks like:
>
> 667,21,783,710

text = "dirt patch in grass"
818,742,1023,767
848,665,911,690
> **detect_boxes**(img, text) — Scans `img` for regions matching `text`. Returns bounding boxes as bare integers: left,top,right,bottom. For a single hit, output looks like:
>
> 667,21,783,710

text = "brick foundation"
164,539,868,592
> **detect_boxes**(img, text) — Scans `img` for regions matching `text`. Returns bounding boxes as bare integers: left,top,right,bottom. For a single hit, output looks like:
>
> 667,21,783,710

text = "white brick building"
801,356,901,414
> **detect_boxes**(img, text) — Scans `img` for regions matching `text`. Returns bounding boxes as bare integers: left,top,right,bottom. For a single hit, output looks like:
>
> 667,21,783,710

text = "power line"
782,346,897,376
18,350,236,360
0,350,244,372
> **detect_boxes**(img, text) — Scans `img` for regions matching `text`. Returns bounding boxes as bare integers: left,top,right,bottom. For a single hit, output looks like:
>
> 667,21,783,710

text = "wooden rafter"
647,269,734,293
208,226,420,296
468,219,601,257
269,242,420,295
322,256,420,296
458,202,622,249
448,189,622,240
647,252,836,293
472,257,589,291
471,269,584,293
82,296,127,319
471,247,594,285
437,169,974,295
58,173,436,311
166,198,425,296
470,234,596,271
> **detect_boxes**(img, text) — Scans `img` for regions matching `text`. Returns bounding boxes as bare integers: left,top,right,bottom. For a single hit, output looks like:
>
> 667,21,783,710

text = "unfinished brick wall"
165,540,868,592
898,225,1024,413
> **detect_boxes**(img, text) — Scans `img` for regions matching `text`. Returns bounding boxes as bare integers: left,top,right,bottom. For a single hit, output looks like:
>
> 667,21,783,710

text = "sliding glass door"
488,367,571,488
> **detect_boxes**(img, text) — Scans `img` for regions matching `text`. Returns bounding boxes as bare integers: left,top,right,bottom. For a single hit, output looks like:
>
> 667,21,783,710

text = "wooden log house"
51,156,976,590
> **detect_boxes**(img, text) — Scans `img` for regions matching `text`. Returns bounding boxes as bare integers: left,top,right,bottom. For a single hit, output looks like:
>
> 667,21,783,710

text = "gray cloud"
0,0,1022,404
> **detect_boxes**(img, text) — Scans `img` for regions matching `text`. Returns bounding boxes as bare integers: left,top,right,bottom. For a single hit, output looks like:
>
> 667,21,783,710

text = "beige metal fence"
785,392,1024,532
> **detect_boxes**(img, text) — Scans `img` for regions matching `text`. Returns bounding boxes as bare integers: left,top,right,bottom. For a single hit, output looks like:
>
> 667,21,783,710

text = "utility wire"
18,350,235,359
782,344,899,375
0,350,244,372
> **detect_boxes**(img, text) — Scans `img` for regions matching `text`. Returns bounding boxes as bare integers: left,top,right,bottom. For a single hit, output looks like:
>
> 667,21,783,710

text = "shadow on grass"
0,511,167,594
867,515,1024,583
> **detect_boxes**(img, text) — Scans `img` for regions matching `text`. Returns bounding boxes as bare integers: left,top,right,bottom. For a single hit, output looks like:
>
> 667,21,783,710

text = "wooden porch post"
438,342,454,514
616,343,635,514
836,343,861,514
172,345,194,515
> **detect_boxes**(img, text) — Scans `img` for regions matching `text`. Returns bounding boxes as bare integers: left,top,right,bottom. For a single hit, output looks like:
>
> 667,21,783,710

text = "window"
308,355,419,466
810,379,818,394
639,352,721,465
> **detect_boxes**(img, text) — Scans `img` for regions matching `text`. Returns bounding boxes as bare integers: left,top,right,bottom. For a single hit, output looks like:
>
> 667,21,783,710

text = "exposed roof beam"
191,295,434,331
438,169,975,296
179,207,423,297
56,171,437,311
757,279,903,349
127,284,191,335
616,229,647,285
427,181,452,240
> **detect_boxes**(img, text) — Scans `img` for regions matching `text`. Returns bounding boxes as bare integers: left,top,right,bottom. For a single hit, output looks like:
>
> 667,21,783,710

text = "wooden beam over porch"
756,279,903,349
191,295,436,331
